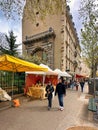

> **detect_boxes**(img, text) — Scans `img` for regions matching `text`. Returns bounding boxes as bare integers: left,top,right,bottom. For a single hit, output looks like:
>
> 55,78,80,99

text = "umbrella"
0,54,48,97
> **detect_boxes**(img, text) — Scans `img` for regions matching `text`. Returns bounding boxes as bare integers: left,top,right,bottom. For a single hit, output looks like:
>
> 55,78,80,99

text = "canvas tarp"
54,69,72,78
0,54,48,72
0,54,48,98
26,63,57,75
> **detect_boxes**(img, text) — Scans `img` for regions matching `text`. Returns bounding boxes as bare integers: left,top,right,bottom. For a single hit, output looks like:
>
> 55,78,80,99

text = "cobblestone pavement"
0,83,98,130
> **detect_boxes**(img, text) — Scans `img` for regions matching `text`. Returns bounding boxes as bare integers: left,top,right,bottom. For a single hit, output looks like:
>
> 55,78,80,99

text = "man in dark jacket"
55,77,66,111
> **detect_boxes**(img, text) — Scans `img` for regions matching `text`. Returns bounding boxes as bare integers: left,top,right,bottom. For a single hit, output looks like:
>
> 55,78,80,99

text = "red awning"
75,74,86,78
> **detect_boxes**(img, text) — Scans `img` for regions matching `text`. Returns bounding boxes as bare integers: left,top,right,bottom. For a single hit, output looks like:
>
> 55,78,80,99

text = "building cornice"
23,29,56,44
66,5,81,51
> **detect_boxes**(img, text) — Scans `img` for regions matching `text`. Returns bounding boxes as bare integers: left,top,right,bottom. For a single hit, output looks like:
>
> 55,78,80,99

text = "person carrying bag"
45,81,54,110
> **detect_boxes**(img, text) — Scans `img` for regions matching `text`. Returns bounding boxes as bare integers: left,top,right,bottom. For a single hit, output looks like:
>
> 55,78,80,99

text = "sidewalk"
0,83,98,130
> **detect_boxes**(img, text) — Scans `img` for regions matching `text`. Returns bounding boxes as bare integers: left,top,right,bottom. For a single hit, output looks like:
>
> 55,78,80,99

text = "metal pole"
43,75,45,86
12,72,14,98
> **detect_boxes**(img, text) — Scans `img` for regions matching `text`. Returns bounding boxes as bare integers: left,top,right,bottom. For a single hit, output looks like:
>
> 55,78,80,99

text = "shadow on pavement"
22,105,59,112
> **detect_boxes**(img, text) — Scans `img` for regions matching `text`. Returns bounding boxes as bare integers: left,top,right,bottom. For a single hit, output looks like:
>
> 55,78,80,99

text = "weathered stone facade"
22,3,81,74
23,30,55,68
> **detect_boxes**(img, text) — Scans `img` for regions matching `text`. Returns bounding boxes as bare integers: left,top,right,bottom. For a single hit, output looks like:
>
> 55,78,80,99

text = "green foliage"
22,54,47,65
0,31,20,56
79,0,98,77
0,0,25,19
79,0,98,23
0,0,67,21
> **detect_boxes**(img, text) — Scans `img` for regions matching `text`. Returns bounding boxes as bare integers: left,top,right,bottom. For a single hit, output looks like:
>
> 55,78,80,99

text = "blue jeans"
81,86,84,92
58,94,64,107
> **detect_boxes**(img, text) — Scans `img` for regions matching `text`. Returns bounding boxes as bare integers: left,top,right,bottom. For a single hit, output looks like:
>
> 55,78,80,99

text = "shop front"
24,70,58,99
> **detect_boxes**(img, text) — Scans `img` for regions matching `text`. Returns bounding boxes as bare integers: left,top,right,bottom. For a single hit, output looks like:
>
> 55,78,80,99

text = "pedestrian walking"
45,81,54,110
70,80,75,89
55,77,66,111
75,80,79,91
64,81,68,88
80,79,85,92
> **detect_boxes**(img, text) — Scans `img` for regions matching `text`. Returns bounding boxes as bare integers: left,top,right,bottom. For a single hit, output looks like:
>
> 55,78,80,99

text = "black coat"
80,81,85,88
46,85,54,97
55,83,66,96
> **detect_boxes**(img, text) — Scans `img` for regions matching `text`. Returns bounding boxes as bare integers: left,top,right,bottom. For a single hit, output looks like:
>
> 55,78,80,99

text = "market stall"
25,64,58,99
24,74,44,98
0,54,47,97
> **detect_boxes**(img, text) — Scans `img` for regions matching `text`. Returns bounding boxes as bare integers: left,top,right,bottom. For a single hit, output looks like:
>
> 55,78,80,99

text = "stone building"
22,3,81,74
80,59,90,77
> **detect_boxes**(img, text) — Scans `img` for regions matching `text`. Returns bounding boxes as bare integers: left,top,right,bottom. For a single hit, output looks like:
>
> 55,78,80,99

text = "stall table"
27,86,46,99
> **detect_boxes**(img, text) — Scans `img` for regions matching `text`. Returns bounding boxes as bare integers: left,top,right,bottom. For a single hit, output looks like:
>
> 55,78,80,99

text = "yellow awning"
0,54,48,72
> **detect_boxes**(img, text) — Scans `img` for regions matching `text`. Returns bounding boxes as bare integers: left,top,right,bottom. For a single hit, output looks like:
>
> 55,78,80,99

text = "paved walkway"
0,83,98,130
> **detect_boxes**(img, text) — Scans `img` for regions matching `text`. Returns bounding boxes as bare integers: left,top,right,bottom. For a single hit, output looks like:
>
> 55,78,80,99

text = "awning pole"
12,72,14,98
43,75,45,86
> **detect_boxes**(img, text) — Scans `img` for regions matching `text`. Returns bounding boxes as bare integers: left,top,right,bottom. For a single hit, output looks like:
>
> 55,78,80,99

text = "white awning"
54,69,72,78
26,64,57,75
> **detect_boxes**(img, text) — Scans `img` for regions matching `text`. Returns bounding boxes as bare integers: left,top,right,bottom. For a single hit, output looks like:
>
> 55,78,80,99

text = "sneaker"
60,107,64,111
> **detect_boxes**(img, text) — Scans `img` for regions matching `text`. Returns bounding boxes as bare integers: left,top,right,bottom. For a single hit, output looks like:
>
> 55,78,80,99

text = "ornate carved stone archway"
23,29,56,69
31,47,48,62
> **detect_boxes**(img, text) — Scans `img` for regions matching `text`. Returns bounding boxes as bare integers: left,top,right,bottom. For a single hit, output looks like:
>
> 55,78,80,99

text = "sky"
68,0,82,38
0,12,22,52
0,0,82,52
